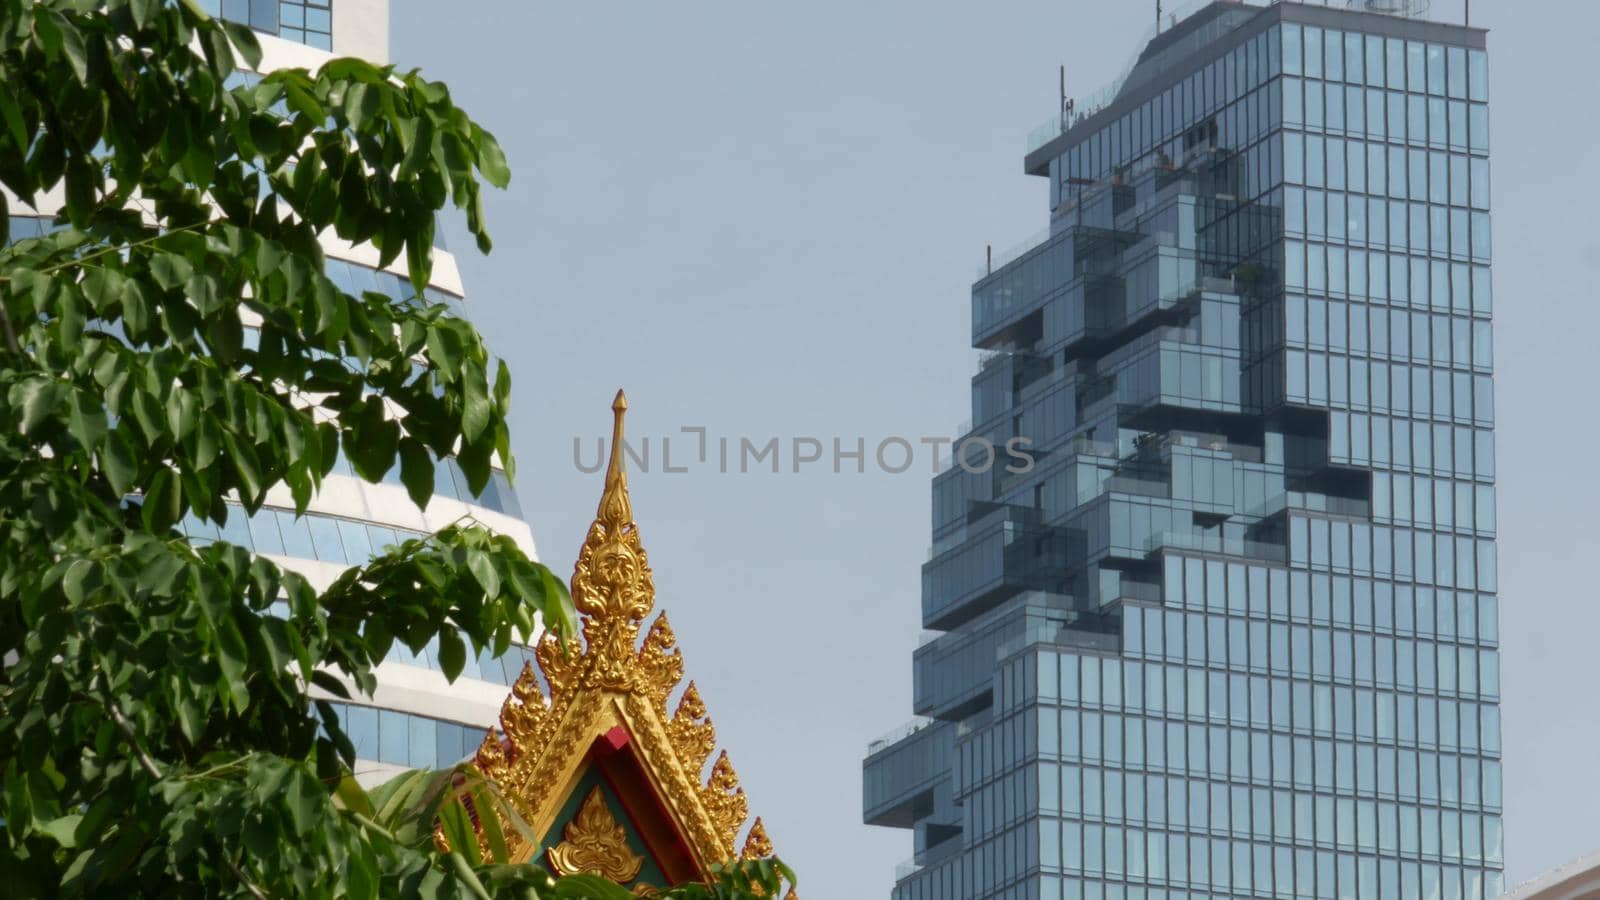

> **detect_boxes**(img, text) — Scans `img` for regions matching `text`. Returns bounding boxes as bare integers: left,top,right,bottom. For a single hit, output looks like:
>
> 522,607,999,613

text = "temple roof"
440,391,787,895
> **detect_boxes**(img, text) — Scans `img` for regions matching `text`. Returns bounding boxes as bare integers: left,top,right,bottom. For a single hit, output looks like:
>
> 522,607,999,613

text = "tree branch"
103,700,163,780
100,697,269,900
0,298,19,355
35,217,217,277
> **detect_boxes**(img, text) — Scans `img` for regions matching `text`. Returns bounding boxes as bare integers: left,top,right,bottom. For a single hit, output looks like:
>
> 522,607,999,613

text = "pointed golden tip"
605,390,629,485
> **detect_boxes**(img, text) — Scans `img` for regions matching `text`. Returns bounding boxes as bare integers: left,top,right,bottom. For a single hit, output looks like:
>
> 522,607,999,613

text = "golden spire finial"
570,390,656,688
598,389,632,528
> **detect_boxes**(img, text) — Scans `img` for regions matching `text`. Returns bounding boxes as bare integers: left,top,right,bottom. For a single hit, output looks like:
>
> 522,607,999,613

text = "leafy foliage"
0,2,793,898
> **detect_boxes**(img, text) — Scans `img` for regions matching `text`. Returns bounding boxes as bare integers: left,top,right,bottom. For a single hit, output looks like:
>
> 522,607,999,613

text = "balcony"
862,718,954,829
913,592,1081,720
1147,528,1288,564
993,618,1121,664
971,232,1069,347
920,505,1069,631
1061,248,1202,362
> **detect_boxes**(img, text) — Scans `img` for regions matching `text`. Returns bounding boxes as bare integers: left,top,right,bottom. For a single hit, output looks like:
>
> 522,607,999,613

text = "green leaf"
446,849,492,900
66,389,106,448
149,252,194,291
312,276,347,339
283,769,322,837
128,383,164,440
201,24,235,79
173,692,206,743
61,559,99,604
82,267,128,314
100,429,138,494
120,279,153,335
346,846,379,900
218,19,262,71
424,322,464,376
140,467,183,532
282,78,325,121
130,0,161,29
0,86,28,147
470,779,509,865
436,628,465,682
540,565,576,640
50,14,88,83
396,439,434,510
332,774,374,819
221,431,265,506
465,550,498,597
461,371,491,444
550,875,635,899
342,82,377,129
31,8,62,59
12,377,66,435
310,670,350,699
472,126,511,189
38,814,84,849
215,613,250,710
135,543,187,596
344,399,399,482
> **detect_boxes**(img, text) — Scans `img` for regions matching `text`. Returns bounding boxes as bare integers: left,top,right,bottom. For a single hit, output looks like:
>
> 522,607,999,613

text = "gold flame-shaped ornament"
545,787,645,882
434,391,792,897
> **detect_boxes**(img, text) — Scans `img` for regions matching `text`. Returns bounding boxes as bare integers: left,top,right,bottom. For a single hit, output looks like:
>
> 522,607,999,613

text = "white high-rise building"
5,0,542,785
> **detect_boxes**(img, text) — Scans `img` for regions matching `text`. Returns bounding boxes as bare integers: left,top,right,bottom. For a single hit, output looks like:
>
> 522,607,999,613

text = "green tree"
0,2,795,898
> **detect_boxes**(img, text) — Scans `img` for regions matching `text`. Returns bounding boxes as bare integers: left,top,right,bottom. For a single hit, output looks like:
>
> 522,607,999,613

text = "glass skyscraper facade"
864,3,1499,898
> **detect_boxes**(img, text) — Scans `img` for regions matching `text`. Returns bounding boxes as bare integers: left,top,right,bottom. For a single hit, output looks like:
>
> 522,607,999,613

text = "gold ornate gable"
446,391,786,893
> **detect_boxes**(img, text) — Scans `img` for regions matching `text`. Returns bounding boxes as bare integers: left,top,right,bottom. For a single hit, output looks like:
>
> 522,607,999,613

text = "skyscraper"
6,0,541,784
864,3,1499,898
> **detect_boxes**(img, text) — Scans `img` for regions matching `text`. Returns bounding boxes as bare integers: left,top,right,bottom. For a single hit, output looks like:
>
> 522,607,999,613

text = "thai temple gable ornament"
545,787,646,883
436,391,789,897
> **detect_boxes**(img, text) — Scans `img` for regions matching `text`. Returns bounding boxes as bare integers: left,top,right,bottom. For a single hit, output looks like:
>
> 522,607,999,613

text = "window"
202,0,334,51
275,510,316,558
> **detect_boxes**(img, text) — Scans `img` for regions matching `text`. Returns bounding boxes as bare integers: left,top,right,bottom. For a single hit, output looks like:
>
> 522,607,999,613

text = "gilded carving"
546,787,646,883
435,392,787,893
700,751,749,854
740,819,774,861
636,613,685,703
665,683,716,777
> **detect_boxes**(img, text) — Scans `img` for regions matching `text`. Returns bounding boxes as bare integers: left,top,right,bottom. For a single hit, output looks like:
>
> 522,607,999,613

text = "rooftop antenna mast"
1059,64,1074,132
1156,0,1163,32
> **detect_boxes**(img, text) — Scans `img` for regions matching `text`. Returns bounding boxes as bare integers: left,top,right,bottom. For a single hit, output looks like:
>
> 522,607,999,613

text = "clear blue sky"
392,1,1600,894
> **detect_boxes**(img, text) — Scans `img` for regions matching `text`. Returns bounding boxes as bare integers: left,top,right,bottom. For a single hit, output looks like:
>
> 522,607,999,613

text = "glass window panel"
337,519,374,563
307,513,345,564
1426,44,1446,96
1383,39,1406,92
1470,105,1490,152
366,524,400,553
437,723,465,765
378,710,408,764
1468,50,1489,102
1406,41,1425,93
247,511,285,556
275,510,317,559
399,713,434,768
217,508,253,549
